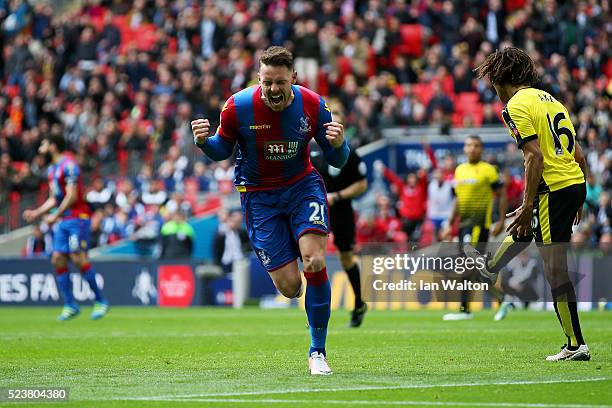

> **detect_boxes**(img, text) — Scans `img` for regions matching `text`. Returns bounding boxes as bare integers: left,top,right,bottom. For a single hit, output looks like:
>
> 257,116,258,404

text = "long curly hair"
474,47,539,87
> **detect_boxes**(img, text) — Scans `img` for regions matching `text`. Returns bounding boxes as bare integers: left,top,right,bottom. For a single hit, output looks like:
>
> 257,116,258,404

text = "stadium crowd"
0,0,609,252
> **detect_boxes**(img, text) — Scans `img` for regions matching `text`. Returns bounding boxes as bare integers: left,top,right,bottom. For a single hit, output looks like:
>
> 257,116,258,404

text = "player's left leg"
299,232,332,375
338,251,367,327
68,219,108,320
52,251,80,321
52,220,79,321
70,252,109,320
285,171,333,374
538,184,589,361
330,209,367,327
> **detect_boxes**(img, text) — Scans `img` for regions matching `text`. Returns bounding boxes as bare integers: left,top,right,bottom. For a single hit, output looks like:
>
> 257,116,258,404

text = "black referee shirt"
311,149,367,213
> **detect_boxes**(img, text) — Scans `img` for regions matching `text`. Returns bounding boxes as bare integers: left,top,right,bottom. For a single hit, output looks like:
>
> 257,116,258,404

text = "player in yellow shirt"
442,135,506,320
472,47,590,361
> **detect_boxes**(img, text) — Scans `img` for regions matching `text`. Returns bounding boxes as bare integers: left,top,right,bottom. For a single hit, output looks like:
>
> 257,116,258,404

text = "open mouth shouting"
268,93,284,108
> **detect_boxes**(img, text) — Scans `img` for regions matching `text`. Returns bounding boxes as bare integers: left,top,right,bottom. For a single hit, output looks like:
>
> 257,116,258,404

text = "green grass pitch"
0,307,610,407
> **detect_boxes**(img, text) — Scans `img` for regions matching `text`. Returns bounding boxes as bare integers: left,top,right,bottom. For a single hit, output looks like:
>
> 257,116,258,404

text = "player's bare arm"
574,141,588,225
491,186,508,236
327,178,367,206
47,183,78,225
323,121,345,148
191,118,211,145
507,139,543,237
23,196,57,223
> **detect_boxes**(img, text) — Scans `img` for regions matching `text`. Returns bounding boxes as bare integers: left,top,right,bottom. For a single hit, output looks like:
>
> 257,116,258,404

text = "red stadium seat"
366,46,377,78
90,11,106,32
411,82,434,106
397,24,423,57
6,85,20,99
604,60,612,79
393,84,406,99
452,92,484,127
441,75,454,96
12,161,26,172
492,101,504,121
456,92,479,106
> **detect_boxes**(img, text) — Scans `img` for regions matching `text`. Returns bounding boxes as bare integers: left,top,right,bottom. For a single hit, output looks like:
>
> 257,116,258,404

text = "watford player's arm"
520,140,544,207
502,100,543,207
574,140,588,179
314,98,349,168
195,98,238,161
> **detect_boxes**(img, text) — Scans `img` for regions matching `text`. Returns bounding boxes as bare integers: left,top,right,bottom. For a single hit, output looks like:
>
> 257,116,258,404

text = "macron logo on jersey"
249,124,271,130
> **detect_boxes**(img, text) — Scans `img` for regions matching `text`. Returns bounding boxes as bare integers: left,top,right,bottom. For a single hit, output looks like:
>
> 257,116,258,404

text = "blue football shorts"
52,218,91,254
240,171,329,272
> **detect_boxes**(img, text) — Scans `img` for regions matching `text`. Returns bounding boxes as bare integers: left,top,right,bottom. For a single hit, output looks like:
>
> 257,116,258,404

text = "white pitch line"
120,398,612,408
110,377,611,401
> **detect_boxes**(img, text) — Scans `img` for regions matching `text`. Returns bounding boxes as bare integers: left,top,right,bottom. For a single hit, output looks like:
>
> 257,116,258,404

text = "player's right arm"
192,98,238,161
573,141,588,225
23,196,56,223
574,141,588,180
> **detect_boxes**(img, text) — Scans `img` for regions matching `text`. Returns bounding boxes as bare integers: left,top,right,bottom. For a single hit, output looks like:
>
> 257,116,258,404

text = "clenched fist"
191,119,211,145
323,121,345,148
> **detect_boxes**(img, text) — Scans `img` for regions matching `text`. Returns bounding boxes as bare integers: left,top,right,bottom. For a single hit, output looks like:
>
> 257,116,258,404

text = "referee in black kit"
311,102,368,327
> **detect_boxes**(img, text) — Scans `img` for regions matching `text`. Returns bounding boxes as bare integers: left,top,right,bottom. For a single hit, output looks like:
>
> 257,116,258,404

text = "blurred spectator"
504,169,525,213
24,224,53,256
593,191,612,243
11,162,41,193
427,168,454,240
87,178,113,210
213,210,249,274
427,81,454,121
214,160,235,195
499,251,539,305
292,19,320,91
142,179,168,206
133,204,164,257
379,162,428,242
190,161,214,192
585,173,602,213
160,210,194,258
164,191,192,217
100,204,129,246
115,179,136,212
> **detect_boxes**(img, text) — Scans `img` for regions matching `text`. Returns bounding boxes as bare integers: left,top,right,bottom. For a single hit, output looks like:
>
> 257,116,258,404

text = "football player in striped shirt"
191,46,349,374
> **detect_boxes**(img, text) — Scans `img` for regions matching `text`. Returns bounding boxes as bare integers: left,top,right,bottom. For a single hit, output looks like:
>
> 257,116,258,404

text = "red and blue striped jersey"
199,84,349,191
48,154,91,219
